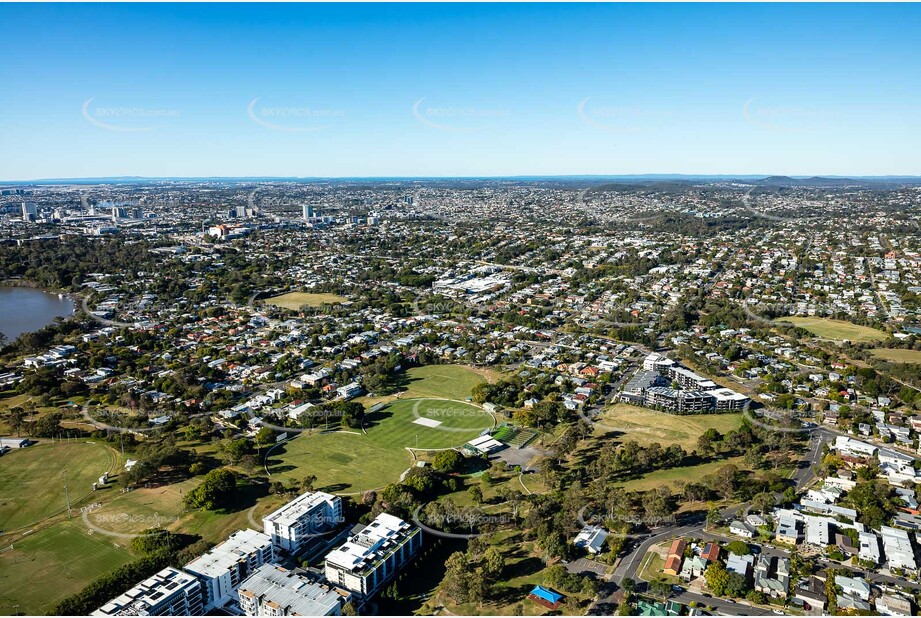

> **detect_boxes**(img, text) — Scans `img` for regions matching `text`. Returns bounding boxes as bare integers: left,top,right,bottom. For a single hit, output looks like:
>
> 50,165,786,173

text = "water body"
0,286,75,342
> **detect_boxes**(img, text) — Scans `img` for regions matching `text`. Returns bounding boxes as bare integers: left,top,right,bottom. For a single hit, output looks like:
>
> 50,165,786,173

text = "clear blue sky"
1,3,919,179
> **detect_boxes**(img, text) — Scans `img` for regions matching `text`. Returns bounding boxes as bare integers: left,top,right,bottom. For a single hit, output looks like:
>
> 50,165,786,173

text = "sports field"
267,397,493,493
263,291,346,310
778,317,888,342
592,403,742,451
395,364,488,400
0,520,134,615
871,348,921,364
0,441,118,530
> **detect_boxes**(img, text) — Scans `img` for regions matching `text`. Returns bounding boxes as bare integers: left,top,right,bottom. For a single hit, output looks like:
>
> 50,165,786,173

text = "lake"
0,286,75,342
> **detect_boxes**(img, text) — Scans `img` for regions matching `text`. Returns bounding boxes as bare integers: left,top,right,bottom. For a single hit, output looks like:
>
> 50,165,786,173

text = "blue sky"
1,3,919,179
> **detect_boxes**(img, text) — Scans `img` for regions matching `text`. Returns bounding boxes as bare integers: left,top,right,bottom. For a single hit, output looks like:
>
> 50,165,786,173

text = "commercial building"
238,564,352,616
183,528,275,609
324,513,421,598
92,567,204,616
263,491,343,555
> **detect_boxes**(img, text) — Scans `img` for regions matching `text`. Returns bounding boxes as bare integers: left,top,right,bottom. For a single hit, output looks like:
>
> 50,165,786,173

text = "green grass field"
396,364,488,400
267,397,494,493
356,364,489,408
778,317,888,342
0,441,117,530
593,403,742,452
0,520,134,615
264,291,347,310
618,456,746,492
871,348,921,364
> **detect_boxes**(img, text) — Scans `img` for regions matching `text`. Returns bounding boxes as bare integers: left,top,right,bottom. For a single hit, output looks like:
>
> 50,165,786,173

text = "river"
0,286,75,342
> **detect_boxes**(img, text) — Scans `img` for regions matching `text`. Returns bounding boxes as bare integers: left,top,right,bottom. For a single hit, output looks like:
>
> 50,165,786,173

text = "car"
672,585,684,592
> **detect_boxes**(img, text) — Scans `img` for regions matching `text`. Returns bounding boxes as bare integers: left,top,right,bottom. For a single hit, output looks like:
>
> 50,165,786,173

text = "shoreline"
0,282,80,342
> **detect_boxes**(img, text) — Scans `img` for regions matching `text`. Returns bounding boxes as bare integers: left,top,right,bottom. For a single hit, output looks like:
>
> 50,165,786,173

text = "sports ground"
0,364,492,612
263,291,347,310
778,316,888,342
0,441,118,530
265,397,494,493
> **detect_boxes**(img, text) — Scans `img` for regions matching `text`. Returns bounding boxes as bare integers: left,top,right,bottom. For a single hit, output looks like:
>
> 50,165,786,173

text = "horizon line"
5,173,921,185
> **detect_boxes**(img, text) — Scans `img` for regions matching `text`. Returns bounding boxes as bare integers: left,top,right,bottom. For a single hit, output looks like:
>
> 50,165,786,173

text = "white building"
858,531,881,564
183,528,274,609
92,567,204,616
324,513,421,598
263,491,343,554
833,436,878,458
573,525,609,554
835,575,871,601
881,526,917,571
238,563,352,616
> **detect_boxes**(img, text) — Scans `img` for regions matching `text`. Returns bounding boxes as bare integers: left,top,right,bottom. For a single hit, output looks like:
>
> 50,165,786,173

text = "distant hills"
2,174,921,187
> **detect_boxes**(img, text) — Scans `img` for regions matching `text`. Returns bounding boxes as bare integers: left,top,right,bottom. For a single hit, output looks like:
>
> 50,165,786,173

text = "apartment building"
238,564,352,616
183,528,275,609
263,491,343,554
92,567,204,616
324,513,421,598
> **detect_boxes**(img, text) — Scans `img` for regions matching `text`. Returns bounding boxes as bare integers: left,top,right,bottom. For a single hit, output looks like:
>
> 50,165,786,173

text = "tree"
483,547,505,579
621,577,636,594
433,449,464,473
300,474,318,492
648,579,671,598
704,562,730,596
184,468,237,510
254,426,276,447
219,438,253,465
468,485,484,504
341,602,357,616
442,551,472,603
5,407,25,437
34,411,63,438
727,540,750,555
751,491,776,514
130,528,174,554
725,571,748,597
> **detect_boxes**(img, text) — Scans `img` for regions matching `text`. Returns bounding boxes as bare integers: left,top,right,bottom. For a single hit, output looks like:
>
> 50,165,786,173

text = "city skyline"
2,3,921,179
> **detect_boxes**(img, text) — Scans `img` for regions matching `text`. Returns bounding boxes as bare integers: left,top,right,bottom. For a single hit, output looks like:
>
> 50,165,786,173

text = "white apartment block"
238,563,352,616
881,526,918,571
324,513,421,598
184,528,275,609
263,491,343,554
92,567,204,616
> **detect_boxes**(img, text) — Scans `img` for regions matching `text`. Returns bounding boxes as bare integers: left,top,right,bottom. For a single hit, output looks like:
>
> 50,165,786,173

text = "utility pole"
63,468,72,518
